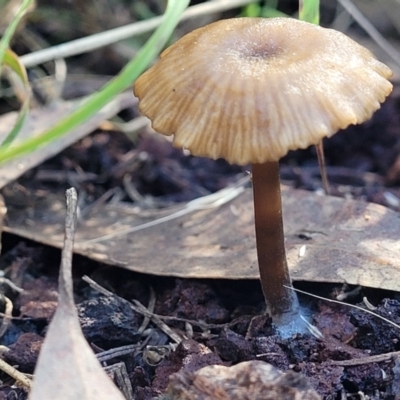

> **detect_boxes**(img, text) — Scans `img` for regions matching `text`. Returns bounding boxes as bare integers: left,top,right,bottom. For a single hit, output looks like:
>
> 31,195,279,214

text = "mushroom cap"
134,18,393,165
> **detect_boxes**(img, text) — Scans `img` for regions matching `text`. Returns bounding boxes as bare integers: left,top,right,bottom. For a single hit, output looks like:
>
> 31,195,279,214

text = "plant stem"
0,0,34,78
315,140,330,194
252,161,300,325
299,0,320,25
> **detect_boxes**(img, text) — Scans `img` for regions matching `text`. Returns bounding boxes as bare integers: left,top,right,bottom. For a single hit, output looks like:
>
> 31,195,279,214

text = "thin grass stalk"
299,0,320,24
0,0,34,77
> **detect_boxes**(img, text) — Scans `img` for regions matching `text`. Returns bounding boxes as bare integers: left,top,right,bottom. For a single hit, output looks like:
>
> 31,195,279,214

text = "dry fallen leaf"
5,185,400,292
29,188,125,400
0,92,136,189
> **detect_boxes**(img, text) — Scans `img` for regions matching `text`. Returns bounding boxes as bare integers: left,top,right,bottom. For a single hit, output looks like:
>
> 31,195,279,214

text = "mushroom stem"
252,161,300,325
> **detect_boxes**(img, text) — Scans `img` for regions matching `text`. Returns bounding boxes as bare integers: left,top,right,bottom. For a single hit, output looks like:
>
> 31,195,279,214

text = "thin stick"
138,286,156,335
20,0,255,68
0,358,32,390
315,140,330,194
0,278,24,293
132,299,185,344
59,188,78,309
330,350,400,367
0,296,13,339
96,344,140,363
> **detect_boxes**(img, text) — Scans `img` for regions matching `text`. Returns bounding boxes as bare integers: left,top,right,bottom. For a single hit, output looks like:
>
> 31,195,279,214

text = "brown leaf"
5,186,400,292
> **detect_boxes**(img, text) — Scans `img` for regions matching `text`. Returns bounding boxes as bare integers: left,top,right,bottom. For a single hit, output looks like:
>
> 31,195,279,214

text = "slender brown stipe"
315,141,330,195
252,162,299,323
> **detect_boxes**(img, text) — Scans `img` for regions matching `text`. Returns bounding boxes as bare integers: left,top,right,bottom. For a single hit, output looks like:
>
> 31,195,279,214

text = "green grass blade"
1,49,31,147
0,0,190,164
0,0,34,77
260,7,288,18
241,1,287,18
299,0,320,24
241,3,262,17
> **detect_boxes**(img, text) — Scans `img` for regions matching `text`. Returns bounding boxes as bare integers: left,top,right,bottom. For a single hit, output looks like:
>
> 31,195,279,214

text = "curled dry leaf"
29,188,125,400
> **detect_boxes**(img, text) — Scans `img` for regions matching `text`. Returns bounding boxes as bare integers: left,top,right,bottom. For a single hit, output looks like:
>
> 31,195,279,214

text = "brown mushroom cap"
134,17,393,165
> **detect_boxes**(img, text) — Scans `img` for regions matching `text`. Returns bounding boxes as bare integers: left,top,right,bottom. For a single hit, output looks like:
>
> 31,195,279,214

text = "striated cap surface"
134,17,393,165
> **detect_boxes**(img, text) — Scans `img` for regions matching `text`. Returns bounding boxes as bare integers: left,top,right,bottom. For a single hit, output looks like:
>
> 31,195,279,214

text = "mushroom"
133,17,392,334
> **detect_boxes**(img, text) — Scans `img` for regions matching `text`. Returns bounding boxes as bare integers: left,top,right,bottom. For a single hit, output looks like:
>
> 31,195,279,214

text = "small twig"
330,350,400,367
0,296,13,339
132,299,185,344
138,286,156,335
82,276,116,298
103,362,133,400
79,188,120,218
123,174,145,203
0,358,32,390
315,141,330,195
58,188,78,309
96,344,140,363
0,278,24,293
